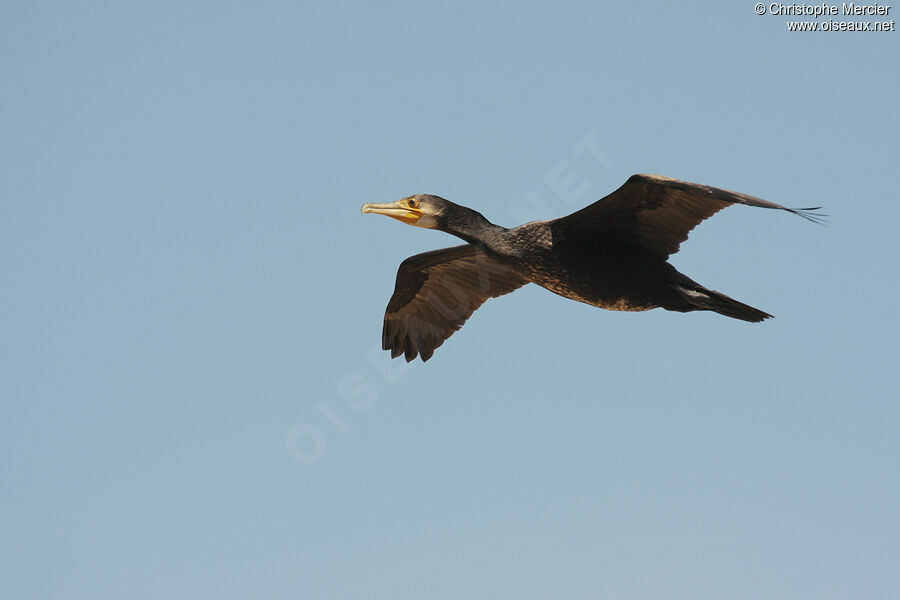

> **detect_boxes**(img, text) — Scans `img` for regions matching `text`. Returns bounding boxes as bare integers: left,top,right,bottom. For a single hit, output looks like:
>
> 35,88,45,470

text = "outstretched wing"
382,244,526,362
553,174,826,258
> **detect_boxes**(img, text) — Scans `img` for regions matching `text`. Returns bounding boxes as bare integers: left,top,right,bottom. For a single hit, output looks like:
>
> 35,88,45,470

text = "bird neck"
440,208,507,249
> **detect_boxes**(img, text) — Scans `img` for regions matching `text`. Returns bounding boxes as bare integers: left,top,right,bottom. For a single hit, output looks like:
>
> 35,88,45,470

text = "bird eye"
408,198,418,208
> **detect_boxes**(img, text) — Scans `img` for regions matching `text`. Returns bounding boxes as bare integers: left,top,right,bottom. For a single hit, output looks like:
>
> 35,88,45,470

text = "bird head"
361,194,450,229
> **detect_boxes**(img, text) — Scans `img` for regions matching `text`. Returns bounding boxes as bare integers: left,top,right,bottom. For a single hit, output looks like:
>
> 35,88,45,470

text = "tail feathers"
673,285,773,323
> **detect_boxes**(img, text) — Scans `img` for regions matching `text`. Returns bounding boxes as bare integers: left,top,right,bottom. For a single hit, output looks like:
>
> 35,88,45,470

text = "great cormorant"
362,174,824,362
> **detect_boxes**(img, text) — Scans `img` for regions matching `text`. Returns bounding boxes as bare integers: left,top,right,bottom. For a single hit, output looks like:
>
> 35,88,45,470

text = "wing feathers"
382,244,526,362
555,173,825,257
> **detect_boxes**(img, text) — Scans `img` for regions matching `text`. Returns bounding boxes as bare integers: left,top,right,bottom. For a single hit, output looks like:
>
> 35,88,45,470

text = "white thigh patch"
675,285,709,300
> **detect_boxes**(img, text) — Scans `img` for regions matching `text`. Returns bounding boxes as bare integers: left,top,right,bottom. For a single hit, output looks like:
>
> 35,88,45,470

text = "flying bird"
362,174,824,362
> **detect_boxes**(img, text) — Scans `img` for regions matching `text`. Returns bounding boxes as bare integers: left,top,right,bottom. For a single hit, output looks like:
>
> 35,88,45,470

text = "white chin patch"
413,214,439,229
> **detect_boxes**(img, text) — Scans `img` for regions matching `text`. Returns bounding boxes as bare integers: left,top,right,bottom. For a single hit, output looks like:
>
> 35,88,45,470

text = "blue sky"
2,2,898,598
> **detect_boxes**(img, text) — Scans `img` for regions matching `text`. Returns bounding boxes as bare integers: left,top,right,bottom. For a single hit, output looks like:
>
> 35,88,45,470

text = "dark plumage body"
501,222,666,311
362,174,823,362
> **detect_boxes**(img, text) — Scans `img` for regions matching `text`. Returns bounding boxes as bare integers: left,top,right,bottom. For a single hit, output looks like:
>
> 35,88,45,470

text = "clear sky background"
2,2,898,599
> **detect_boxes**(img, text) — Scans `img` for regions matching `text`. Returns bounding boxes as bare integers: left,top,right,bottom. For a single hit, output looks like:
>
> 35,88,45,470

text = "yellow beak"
361,200,423,225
